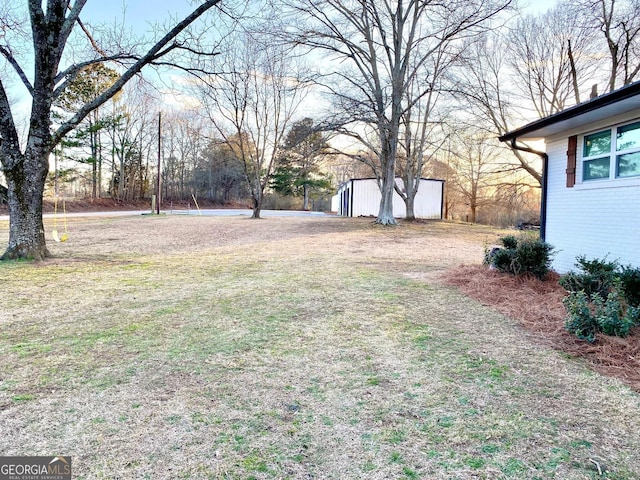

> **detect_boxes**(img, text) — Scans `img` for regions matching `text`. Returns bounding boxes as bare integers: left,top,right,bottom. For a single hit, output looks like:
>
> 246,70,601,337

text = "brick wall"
545,112,640,272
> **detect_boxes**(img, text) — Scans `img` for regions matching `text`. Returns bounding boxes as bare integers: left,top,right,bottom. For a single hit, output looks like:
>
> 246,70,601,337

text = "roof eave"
498,81,640,143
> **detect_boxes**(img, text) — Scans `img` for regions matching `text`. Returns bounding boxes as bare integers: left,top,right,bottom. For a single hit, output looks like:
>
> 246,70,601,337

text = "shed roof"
498,81,640,142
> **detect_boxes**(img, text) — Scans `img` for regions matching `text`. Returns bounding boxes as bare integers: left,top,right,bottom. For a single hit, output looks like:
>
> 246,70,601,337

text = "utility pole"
156,111,162,215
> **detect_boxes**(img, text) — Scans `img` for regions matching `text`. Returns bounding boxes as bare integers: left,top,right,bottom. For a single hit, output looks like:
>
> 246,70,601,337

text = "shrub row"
484,236,639,343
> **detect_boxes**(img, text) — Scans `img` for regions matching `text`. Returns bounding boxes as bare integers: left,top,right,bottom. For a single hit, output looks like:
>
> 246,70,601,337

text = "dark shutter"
566,135,577,187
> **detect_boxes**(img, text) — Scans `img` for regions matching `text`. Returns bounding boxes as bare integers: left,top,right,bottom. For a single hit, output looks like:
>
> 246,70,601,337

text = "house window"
616,121,640,178
583,156,610,180
582,121,640,181
582,130,611,180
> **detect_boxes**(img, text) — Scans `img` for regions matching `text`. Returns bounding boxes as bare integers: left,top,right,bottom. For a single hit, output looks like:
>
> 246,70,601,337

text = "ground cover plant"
1,215,640,479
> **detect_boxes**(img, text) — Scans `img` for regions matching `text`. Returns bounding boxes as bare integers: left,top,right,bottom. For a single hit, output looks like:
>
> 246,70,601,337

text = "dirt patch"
443,265,640,391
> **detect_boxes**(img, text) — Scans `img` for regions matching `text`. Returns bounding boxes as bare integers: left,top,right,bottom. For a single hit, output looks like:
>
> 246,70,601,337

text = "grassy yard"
1,215,639,479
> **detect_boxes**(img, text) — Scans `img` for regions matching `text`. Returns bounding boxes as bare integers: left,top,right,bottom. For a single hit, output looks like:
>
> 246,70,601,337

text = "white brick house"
499,82,640,273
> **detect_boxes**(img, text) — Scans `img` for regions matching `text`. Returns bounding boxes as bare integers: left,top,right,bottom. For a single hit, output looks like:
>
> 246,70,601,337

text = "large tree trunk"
377,169,396,225
303,184,309,211
405,193,416,221
251,192,262,219
401,175,419,221
376,139,398,225
2,149,50,261
97,123,103,198
251,176,263,219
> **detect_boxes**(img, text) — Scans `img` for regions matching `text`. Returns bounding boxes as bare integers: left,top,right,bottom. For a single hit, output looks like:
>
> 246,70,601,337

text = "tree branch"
0,45,33,94
0,79,21,170
59,0,89,49
52,0,223,146
53,54,140,98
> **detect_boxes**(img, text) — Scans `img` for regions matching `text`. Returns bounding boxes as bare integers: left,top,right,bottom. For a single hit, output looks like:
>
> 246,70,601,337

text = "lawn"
1,215,639,479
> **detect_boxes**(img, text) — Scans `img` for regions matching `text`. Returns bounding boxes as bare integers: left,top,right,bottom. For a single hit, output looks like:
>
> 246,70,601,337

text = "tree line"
1,0,639,259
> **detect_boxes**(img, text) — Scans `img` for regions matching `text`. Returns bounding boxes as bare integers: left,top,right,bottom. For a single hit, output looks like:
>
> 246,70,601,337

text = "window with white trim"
582,120,640,181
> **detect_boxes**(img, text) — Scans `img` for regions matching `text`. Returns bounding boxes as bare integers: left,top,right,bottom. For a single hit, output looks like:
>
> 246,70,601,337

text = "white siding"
330,194,340,213
336,178,444,219
412,179,445,219
352,179,383,217
545,112,640,272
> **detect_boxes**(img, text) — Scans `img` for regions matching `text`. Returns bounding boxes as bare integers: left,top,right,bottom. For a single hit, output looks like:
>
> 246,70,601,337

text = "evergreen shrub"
561,257,640,342
484,235,554,279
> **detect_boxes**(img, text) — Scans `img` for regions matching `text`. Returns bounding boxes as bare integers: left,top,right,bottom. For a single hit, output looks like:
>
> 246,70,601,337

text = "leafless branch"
52,0,223,147
0,45,32,94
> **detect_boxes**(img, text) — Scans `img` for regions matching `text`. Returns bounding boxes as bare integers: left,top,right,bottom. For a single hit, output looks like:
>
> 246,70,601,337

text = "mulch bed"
443,265,640,392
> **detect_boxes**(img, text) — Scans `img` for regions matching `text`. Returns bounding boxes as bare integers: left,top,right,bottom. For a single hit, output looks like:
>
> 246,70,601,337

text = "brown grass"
2,215,640,479
443,265,640,391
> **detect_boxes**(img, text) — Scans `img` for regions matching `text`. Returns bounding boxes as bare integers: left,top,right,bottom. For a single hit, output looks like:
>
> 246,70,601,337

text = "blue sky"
79,0,559,31
80,0,196,32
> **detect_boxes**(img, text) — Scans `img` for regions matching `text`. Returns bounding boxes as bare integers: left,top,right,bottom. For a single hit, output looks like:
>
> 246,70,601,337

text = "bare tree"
395,44,453,220
162,110,207,202
197,29,309,218
194,139,247,203
448,129,501,223
570,0,640,91
455,34,542,184
103,83,159,201
456,3,597,186
0,0,224,260
286,0,513,225
507,7,595,117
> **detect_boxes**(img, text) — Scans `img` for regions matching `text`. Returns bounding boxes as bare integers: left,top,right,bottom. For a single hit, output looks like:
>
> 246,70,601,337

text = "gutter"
508,138,549,241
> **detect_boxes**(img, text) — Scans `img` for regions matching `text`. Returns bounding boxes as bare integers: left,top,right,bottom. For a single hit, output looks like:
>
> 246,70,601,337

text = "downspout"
509,138,549,241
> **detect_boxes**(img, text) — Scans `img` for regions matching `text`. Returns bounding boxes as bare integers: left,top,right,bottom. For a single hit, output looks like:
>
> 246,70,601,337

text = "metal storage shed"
334,177,444,219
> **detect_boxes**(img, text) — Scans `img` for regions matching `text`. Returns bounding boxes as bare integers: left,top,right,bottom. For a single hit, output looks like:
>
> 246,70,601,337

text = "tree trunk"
95,110,102,198
405,193,415,221
401,174,419,221
376,143,397,225
377,173,396,224
376,90,400,226
251,192,262,219
2,150,50,261
303,184,309,210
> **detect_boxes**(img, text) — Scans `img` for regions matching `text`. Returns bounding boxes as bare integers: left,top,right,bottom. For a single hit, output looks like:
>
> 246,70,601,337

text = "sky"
5,0,562,141
79,0,560,25
76,0,560,98
80,0,197,33
524,0,557,12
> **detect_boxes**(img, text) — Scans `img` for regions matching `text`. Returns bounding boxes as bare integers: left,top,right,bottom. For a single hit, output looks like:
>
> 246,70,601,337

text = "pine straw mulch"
443,265,640,392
